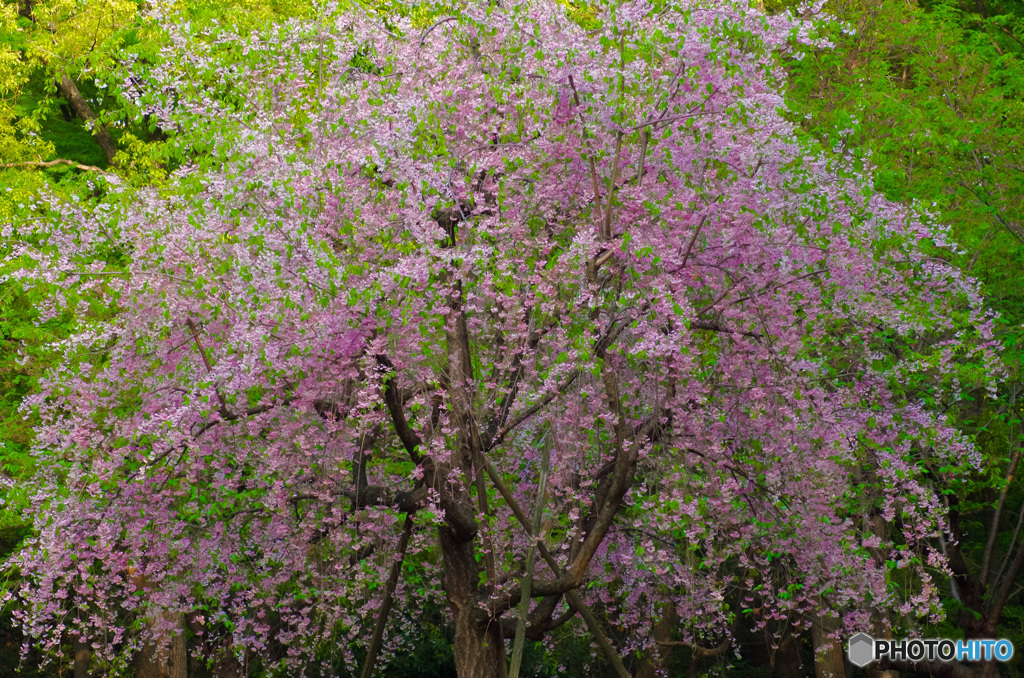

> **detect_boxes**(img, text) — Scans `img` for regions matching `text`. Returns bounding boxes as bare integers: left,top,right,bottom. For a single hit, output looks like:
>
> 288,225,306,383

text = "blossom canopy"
4,1,997,675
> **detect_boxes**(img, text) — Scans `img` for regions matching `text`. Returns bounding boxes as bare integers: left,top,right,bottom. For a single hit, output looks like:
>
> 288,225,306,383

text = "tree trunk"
74,633,91,678
947,493,1020,678
771,630,803,678
57,75,118,166
636,602,677,678
136,612,188,678
210,653,244,678
811,601,846,678
440,525,504,678
452,621,504,678
866,612,897,678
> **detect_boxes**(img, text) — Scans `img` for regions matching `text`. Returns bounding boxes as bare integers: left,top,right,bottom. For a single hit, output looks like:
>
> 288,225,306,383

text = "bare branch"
981,434,1022,585
680,215,708,269
0,159,110,173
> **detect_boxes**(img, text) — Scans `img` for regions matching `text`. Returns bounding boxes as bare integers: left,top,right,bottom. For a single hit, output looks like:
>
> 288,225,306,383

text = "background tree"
780,1,1024,675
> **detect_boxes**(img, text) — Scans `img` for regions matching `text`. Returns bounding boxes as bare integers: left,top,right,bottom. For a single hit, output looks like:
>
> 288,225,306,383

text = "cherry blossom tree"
3,1,999,676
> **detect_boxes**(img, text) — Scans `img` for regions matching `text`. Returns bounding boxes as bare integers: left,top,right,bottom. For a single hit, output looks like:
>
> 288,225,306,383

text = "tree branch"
478,453,630,678
981,434,1022,586
360,515,415,678
0,159,110,173
689,320,762,340
376,355,422,463
57,75,118,166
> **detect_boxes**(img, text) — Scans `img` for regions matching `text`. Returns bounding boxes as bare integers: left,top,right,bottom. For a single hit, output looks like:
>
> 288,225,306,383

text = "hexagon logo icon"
848,633,875,667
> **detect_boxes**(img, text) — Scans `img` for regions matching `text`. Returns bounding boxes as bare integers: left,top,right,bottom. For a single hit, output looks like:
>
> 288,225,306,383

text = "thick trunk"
135,612,188,678
57,75,118,166
440,525,504,678
211,653,244,678
865,645,898,678
865,614,897,678
453,620,506,678
636,602,677,678
771,631,803,678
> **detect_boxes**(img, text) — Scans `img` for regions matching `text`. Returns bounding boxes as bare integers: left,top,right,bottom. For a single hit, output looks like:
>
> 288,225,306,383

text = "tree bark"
211,653,244,678
771,631,803,678
74,633,91,678
135,612,188,678
865,624,898,678
945,495,1018,678
440,525,504,678
57,75,118,166
811,600,846,678
636,602,677,678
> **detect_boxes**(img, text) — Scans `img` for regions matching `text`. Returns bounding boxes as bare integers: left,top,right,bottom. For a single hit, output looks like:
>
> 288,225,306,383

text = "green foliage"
780,0,1024,662
13,73,113,168
785,0,1024,334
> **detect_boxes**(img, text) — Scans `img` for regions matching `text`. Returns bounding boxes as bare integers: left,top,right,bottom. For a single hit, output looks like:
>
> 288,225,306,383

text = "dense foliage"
782,1,1024,674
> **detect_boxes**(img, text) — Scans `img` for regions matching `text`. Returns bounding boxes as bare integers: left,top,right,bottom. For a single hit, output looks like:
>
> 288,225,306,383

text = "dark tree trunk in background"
636,603,677,678
945,488,1024,678
74,633,91,678
771,631,803,678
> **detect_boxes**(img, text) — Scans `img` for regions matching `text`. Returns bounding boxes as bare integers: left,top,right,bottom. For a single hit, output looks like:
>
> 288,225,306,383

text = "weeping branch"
508,431,550,678
359,515,415,678
568,74,604,222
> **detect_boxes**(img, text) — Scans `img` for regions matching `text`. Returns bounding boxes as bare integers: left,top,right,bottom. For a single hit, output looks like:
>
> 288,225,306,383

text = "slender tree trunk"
74,633,91,678
360,515,415,678
812,599,846,678
57,75,118,166
946,492,1022,678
